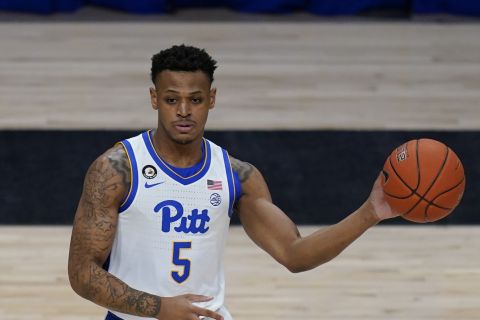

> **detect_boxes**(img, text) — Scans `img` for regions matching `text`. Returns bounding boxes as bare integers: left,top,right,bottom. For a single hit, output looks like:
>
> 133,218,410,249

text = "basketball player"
68,45,399,320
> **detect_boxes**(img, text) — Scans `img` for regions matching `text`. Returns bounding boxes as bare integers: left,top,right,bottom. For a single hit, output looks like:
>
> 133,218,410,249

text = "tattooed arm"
69,145,223,320
231,156,386,273
68,145,162,317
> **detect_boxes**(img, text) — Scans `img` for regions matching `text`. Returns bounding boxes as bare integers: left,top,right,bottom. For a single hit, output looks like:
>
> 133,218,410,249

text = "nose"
177,100,191,118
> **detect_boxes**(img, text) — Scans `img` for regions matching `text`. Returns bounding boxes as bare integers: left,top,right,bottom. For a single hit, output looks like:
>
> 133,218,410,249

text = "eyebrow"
165,89,203,95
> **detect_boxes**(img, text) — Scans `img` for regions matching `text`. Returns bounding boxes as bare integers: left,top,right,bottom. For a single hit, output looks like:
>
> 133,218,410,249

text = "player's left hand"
367,172,401,221
157,294,223,320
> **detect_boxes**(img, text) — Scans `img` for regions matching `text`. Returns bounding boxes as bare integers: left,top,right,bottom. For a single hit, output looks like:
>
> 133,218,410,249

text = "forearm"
288,201,379,272
70,261,161,318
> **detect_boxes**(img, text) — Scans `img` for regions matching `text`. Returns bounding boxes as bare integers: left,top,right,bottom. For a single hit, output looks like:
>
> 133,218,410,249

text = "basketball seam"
383,190,413,200
425,177,465,215
403,145,450,221
385,193,452,210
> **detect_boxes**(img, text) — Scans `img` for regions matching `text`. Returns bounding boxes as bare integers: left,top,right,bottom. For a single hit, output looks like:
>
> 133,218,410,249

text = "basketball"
381,139,465,223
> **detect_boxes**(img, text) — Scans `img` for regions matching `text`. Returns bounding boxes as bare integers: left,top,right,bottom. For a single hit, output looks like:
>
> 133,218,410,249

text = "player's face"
150,70,216,145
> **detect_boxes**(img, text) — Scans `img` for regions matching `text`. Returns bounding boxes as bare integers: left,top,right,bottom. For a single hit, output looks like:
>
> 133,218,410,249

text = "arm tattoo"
69,146,161,318
107,144,131,193
87,263,161,317
230,156,254,215
230,156,254,183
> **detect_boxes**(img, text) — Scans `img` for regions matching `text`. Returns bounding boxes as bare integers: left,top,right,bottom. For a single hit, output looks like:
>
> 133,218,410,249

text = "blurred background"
0,1,479,319
1,0,479,225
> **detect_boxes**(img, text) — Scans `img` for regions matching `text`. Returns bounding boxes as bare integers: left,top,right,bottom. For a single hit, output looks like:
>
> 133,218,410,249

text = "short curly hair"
150,44,217,84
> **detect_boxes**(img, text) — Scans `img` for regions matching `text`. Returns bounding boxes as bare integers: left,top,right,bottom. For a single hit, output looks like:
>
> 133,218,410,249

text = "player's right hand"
157,294,224,320
367,172,400,221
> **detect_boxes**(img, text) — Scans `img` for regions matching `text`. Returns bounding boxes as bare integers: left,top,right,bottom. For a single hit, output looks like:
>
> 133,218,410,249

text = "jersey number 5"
172,242,191,283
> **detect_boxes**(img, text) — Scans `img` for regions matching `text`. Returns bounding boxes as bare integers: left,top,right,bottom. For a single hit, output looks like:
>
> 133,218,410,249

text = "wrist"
153,296,163,319
358,201,382,225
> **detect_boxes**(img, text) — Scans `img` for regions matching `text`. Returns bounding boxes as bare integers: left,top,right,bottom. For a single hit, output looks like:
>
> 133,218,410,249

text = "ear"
209,87,217,110
150,87,158,110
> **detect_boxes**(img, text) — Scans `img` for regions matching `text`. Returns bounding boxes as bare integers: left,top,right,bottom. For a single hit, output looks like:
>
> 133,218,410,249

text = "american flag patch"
207,179,223,190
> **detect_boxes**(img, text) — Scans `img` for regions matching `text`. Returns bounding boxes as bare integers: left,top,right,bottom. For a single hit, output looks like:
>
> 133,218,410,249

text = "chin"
164,127,201,145
175,138,194,145
172,134,196,145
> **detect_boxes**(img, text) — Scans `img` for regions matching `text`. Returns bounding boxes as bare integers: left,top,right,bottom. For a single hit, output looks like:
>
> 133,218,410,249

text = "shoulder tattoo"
230,156,254,183
106,144,131,191
81,144,130,212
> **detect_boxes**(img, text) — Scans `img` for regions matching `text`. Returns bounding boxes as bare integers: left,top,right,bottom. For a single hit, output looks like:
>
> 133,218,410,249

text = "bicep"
69,147,129,270
235,165,300,265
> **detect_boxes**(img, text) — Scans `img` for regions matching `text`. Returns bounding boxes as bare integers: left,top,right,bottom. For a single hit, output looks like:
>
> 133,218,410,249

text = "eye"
191,98,202,104
165,98,177,104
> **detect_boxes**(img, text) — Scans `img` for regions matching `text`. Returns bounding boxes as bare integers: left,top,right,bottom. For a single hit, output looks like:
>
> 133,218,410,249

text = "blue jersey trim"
141,131,211,185
163,141,205,178
232,170,243,204
118,140,138,213
222,149,235,217
105,311,123,320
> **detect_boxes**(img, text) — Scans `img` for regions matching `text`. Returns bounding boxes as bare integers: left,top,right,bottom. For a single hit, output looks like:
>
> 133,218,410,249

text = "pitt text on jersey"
154,200,210,234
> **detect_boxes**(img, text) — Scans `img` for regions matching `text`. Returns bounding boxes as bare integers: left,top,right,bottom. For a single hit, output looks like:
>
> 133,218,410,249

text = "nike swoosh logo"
144,181,165,189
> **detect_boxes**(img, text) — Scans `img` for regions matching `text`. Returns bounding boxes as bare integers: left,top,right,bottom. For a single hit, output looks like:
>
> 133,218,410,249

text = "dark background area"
1,0,480,17
0,130,477,225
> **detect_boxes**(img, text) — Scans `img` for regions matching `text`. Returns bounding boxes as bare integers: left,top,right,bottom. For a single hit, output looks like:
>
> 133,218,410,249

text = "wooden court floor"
1,22,480,130
0,225,479,320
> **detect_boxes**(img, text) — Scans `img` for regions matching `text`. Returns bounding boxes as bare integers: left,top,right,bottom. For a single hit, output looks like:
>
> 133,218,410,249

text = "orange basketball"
381,139,465,223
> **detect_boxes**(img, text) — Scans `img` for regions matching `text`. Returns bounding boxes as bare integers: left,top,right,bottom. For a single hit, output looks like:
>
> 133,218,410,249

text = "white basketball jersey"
107,131,236,320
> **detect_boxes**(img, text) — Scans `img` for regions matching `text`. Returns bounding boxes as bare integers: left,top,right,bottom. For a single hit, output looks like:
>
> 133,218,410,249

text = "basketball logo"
210,193,221,206
142,165,157,179
396,145,408,162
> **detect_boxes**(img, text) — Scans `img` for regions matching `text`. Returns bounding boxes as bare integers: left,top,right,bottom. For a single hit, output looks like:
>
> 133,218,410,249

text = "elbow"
69,273,92,300
283,257,331,273
281,250,335,274
68,267,83,296
280,251,312,273
285,263,308,274
68,260,90,299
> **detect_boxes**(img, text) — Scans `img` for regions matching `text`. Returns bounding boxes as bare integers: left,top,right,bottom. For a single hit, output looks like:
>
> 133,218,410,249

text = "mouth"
174,122,195,133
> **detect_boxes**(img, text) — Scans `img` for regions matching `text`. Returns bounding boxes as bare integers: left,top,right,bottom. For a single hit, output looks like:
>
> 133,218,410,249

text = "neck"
151,129,203,168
